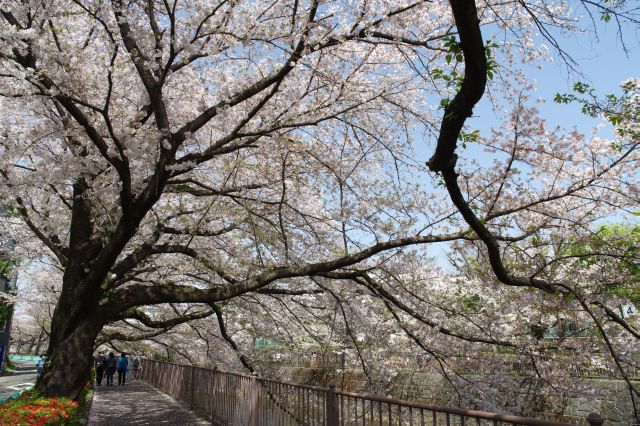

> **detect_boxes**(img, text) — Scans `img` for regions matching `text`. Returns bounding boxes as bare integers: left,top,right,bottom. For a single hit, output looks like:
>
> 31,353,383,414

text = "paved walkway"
87,379,210,425
0,359,37,402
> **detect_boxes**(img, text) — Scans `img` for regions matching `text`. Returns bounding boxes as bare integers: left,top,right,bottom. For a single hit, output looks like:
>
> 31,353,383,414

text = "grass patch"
3,359,16,373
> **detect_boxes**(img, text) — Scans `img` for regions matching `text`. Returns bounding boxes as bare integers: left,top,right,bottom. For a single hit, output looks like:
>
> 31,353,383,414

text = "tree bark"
36,293,102,398
36,177,106,398
36,250,105,398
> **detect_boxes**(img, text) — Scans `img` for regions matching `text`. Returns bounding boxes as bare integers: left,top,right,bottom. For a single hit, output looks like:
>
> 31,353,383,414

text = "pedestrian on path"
132,356,141,380
36,354,46,377
105,352,117,386
94,352,106,386
117,352,129,386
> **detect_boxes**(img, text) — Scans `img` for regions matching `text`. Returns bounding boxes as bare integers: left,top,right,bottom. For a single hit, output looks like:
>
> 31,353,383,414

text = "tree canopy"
0,0,638,417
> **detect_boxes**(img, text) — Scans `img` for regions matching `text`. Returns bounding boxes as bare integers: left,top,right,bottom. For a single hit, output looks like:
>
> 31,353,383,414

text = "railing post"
210,367,217,425
587,412,604,426
248,373,259,426
190,365,196,409
326,385,338,426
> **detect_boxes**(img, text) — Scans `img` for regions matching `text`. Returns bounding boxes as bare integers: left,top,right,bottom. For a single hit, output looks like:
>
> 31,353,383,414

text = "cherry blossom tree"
0,0,638,410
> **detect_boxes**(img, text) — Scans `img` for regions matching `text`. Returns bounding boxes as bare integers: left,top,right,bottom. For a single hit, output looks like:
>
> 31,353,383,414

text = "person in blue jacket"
36,354,46,376
117,352,129,386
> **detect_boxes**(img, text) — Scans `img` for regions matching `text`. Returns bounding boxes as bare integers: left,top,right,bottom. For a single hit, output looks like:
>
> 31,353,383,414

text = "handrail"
141,358,603,426
334,389,571,426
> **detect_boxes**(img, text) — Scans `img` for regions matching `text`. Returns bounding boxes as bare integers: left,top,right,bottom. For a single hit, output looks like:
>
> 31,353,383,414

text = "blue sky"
479,17,639,136
428,16,639,271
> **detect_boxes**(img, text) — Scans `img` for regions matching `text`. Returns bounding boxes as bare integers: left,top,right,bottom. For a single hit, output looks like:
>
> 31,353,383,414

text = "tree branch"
104,231,470,312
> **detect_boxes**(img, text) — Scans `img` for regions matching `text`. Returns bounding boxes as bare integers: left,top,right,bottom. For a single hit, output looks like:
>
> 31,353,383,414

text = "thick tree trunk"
36,264,105,398
36,177,108,399
36,310,102,398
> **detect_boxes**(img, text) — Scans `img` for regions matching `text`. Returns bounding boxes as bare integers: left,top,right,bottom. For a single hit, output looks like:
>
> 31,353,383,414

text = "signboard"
0,332,8,346
621,303,637,319
0,332,9,373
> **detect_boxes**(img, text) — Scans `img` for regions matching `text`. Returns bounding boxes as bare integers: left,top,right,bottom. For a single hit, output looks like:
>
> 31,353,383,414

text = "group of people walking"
94,352,141,386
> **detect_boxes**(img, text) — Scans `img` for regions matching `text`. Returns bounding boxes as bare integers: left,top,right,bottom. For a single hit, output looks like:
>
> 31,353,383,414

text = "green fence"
8,355,40,362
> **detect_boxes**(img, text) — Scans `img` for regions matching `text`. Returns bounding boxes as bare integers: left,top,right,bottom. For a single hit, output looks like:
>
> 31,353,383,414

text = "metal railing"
141,359,604,426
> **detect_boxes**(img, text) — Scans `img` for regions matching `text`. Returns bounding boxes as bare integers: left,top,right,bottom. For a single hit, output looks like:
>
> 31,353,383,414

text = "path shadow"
88,380,209,425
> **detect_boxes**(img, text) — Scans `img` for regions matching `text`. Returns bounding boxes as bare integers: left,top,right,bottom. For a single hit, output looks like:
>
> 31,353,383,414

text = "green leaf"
608,115,622,126
573,81,591,94
553,93,572,104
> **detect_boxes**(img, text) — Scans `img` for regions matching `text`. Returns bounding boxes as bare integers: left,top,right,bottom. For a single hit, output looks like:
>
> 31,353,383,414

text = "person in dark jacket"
117,352,129,386
105,352,117,386
94,352,106,386
132,356,141,380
